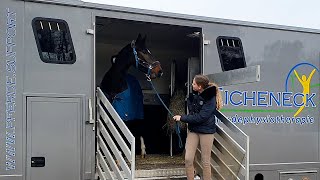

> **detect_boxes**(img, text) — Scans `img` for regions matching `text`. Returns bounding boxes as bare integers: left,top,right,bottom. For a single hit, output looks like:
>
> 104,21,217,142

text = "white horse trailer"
0,0,319,180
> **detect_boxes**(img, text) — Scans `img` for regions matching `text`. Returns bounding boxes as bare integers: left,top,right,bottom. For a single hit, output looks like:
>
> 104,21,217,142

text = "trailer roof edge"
22,0,320,34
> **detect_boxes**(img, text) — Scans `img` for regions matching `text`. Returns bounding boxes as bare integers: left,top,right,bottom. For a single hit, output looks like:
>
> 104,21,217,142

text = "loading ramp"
95,87,249,180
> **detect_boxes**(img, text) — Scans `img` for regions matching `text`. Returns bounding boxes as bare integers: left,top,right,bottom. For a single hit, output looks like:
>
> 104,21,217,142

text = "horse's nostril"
158,71,163,77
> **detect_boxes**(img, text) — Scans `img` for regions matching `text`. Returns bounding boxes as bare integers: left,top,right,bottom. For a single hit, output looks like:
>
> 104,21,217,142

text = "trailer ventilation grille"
216,36,246,71
32,18,76,64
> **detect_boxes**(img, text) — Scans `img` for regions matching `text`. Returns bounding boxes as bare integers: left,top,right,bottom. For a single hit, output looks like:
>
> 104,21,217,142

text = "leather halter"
131,40,160,76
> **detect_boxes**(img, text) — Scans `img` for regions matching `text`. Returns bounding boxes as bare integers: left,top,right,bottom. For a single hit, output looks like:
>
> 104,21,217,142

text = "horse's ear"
136,33,142,42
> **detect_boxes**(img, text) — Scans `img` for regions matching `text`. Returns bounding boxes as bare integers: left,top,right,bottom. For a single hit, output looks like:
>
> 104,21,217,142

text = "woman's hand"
173,115,181,121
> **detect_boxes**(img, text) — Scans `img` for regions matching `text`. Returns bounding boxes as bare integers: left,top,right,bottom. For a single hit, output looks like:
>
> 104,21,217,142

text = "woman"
173,74,222,180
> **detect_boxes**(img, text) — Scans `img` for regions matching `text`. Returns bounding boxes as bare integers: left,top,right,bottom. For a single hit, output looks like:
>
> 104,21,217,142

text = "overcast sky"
82,0,320,30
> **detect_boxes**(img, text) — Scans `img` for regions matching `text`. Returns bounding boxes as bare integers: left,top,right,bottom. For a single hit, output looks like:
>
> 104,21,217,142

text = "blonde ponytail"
209,82,223,110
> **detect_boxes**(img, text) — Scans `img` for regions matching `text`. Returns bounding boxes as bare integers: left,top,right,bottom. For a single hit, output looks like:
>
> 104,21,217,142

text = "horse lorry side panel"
0,0,320,180
0,0,95,180
202,24,320,179
91,3,320,179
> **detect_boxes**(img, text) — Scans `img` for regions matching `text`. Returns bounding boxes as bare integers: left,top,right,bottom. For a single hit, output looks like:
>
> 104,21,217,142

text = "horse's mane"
100,43,134,99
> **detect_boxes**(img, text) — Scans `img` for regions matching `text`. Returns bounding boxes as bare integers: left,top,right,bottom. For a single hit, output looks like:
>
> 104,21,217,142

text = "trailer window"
216,36,246,71
32,18,76,64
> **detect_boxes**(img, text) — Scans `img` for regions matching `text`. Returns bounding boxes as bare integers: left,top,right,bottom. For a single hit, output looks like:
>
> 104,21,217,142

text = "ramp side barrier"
96,87,135,180
195,110,249,180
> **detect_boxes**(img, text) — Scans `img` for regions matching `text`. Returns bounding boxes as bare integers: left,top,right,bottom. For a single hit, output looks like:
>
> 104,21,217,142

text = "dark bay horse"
100,34,163,157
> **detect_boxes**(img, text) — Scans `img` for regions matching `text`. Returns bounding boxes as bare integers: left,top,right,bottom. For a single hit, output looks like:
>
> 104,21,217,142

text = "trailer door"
26,96,83,180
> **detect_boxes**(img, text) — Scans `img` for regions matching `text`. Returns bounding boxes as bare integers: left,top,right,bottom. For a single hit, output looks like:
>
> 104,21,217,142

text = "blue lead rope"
147,77,183,148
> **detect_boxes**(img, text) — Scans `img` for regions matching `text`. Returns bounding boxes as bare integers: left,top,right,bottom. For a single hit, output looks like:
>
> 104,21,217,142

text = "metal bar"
97,88,134,142
96,109,101,179
211,149,240,180
245,136,250,180
40,21,43,29
96,87,136,179
97,104,132,160
93,21,96,123
96,164,108,180
170,61,175,157
212,145,242,176
56,22,60,31
170,133,173,157
98,120,131,176
215,110,249,142
215,116,249,180
211,166,227,180
213,138,245,176
201,33,205,73
97,150,113,180
88,98,94,124
280,170,318,174
92,17,97,180
98,135,124,180
207,65,260,87
213,136,245,172
216,125,245,154
48,21,52,30
130,137,135,180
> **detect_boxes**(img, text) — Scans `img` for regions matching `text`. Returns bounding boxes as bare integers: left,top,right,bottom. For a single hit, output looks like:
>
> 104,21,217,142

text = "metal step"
135,175,186,180
135,168,185,179
135,154,184,170
135,175,203,180
134,154,186,179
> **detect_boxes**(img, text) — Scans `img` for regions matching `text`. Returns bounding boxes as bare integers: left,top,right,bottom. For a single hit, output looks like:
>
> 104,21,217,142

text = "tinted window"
32,18,76,64
216,36,246,71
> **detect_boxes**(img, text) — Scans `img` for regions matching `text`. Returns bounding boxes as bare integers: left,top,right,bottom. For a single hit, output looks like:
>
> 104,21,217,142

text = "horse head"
131,34,163,79
103,34,163,98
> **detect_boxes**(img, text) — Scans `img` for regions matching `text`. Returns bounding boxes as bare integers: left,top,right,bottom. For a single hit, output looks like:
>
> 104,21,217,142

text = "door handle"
88,98,95,124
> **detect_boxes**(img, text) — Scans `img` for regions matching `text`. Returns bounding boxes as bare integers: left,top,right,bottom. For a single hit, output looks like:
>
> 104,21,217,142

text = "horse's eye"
141,49,148,54
140,49,150,54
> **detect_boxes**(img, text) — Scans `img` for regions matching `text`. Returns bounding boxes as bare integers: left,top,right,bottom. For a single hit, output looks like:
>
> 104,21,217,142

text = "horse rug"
112,74,144,121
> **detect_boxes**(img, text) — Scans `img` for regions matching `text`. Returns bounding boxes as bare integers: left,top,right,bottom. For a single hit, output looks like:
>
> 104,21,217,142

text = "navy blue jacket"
181,85,217,134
